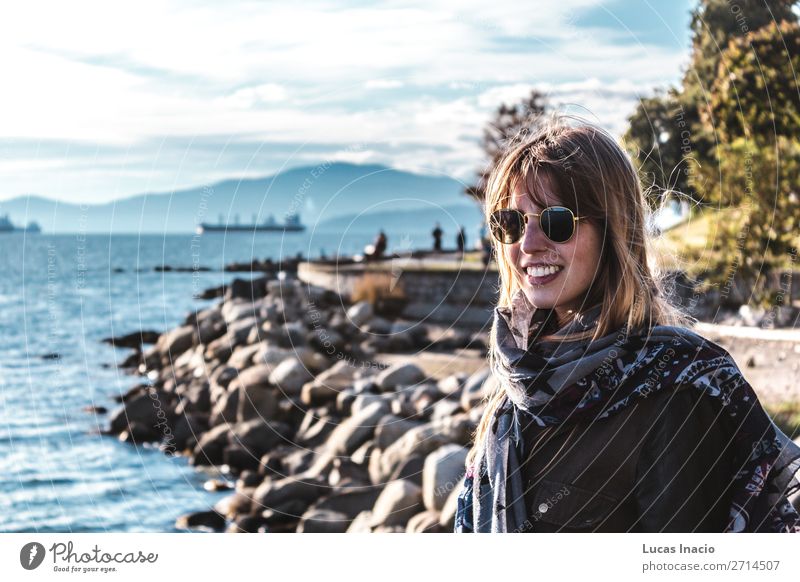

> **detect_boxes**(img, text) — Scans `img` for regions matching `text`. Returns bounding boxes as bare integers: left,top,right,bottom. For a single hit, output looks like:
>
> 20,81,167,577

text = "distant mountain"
317,203,483,234
0,163,470,233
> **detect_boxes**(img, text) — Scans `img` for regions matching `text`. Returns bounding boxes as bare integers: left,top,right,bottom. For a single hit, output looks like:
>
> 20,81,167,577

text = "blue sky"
0,0,696,203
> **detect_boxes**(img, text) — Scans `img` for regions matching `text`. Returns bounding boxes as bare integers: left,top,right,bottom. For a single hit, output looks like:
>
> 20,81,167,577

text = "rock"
324,400,391,456
102,330,160,349
375,362,426,392
231,419,287,458
378,417,471,482
175,510,225,532
460,368,494,411
228,515,269,533
422,444,468,511
296,508,350,533
431,399,462,422
346,510,374,533
374,415,422,451
214,492,253,518
176,382,210,415
346,301,373,327
108,388,173,436
292,348,330,374
351,394,387,415
191,423,231,466
351,440,376,466
171,412,208,452
209,387,239,426
156,325,196,359
252,474,327,513
222,444,260,472
236,383,278,423
309,487,383,520
118,421,160,443
407,510,444,533
300,360,356,406
437,373,466,398
269,358,315,395
227,343,263,370
225,277,269,302
295,411,338,449
367,479,423,528
388,454,426,488
410,382,442,416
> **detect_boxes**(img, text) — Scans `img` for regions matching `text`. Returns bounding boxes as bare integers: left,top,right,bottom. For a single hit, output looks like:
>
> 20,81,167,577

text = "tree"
704,19,800,304
623,88,694,208
466,90,548,201
625,0,798,207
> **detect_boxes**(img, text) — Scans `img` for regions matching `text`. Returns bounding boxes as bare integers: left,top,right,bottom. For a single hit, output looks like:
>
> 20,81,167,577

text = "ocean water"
0,228,438,533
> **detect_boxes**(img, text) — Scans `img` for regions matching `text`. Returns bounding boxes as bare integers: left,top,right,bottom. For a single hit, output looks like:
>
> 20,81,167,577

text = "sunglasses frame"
490,206,585,245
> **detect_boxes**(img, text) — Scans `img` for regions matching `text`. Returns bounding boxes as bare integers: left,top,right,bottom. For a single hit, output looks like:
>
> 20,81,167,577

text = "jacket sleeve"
633,386,735,532
453,472,475,533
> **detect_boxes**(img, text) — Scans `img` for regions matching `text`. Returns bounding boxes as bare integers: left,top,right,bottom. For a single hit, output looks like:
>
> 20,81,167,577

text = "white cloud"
364,79,405,90
0,0,691,202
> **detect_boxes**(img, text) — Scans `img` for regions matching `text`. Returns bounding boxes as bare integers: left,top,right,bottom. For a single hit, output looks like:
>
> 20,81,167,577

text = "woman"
454,115,800,533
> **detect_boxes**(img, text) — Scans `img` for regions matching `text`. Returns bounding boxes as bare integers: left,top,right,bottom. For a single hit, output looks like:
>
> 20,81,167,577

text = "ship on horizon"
197,213,305,234
0,214,41,233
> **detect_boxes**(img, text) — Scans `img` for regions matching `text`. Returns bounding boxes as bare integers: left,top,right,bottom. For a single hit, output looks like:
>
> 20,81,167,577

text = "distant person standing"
364,229,388,261
479,225,493,267
456,226,466,256
432,222,443,252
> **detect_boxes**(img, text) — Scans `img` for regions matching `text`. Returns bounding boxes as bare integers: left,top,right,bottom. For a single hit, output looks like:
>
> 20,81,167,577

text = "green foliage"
702,19,800,304
709,19,800,140
624,89,695,209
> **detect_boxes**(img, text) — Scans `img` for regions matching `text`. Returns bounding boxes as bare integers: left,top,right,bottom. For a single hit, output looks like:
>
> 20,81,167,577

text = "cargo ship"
197,213,305,234
0,214,41,233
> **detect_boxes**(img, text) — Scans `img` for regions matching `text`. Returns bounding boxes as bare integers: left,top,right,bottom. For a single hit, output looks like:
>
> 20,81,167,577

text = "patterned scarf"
455,289,800,533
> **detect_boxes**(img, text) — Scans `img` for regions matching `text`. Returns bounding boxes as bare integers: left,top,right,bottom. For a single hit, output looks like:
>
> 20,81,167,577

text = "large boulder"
367,479,423,528
460,368,494,411
346,301,373,327
300,360,356,406
406,510,444,533
251,474,327,513
375,362,426,392
296,508,349,533
108,389,173,438
377,416,471,482
422,444,468,511
191,423,232,466
374,415,422,451
324,400,391,456
230,419,287,458
156,325,196,359
269,357,314,396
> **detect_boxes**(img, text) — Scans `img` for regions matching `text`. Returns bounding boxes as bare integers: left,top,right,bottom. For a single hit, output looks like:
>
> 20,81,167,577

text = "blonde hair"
465,113,692,468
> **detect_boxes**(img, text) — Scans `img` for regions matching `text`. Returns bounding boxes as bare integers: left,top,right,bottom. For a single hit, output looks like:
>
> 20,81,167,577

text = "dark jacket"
516,383,736,532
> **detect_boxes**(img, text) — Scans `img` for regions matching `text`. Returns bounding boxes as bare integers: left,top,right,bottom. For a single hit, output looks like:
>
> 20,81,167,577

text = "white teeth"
526,265,562,277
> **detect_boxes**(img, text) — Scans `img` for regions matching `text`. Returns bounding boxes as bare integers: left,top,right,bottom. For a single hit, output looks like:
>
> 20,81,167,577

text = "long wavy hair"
465,114,692,468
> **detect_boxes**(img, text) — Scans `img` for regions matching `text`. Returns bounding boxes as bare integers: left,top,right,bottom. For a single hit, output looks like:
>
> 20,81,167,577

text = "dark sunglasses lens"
490,210,524,243
540,208,575,243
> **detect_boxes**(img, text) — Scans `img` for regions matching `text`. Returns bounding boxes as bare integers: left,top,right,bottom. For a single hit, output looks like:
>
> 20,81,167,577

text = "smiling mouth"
525,264,563,277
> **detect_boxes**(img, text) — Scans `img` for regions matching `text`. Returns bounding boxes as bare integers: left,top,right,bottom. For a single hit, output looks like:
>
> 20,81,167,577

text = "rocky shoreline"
104,273,492,533
101,264,800,533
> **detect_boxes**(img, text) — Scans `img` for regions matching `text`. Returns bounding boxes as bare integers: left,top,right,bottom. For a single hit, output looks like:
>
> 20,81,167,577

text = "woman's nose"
519,216,550,255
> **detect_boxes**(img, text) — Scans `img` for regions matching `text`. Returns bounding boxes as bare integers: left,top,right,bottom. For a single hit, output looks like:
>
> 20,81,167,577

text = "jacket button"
538,503,549,513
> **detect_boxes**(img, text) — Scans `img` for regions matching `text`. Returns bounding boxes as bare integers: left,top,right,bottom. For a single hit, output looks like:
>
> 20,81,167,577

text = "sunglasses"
489,206,584,244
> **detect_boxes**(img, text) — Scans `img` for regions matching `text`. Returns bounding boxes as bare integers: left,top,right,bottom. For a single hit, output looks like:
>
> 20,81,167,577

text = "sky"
0,0,697,204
